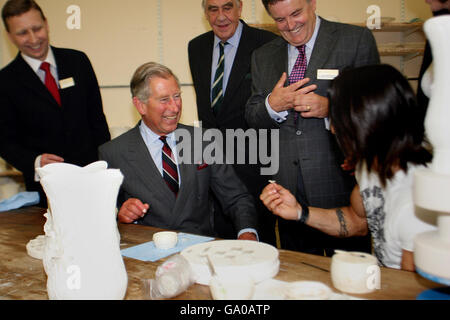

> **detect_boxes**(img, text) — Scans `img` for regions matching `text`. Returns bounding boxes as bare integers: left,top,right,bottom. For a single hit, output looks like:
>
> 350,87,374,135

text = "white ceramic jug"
37,161,128,299
414,15,450,285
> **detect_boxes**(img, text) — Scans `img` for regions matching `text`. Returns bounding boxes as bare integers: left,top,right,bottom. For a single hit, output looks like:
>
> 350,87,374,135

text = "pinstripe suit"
98,123,257,238
246,18,380,254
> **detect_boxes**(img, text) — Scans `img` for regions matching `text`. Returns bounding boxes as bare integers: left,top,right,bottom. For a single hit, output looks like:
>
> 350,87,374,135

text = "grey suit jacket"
245,18,380,208
98,123,257,237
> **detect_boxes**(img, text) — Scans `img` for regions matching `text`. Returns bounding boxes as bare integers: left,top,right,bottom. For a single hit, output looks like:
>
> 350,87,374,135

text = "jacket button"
296,130,302,136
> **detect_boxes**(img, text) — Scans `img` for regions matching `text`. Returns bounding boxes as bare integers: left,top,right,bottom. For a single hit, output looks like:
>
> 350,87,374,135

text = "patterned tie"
160,136,179,196
40,62,61,106
289,45,307,122
211,41,226,115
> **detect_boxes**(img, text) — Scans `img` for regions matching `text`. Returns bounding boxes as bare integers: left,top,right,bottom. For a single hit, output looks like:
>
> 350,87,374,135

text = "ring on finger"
306,105,311,111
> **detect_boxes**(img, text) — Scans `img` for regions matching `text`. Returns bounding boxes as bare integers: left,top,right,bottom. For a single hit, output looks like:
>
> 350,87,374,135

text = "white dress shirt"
139,121,181,184
29,47,60,181
210,20,243,101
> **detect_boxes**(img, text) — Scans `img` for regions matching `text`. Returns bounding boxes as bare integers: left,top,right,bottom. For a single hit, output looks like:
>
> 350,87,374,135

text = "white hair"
201,0,242,10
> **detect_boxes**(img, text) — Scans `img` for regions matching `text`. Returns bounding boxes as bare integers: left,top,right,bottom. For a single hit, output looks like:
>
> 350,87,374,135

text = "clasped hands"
268,73,328,118
118,198,257,241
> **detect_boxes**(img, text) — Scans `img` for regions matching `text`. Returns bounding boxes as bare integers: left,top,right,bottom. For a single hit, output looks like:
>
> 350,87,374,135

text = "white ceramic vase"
37,161,128,300
414,15,450,284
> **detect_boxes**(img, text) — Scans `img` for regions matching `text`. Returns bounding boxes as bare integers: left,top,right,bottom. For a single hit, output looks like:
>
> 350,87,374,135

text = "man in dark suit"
188,0,277,243
0,0,110,206
99,62,258,240
246,0,380,255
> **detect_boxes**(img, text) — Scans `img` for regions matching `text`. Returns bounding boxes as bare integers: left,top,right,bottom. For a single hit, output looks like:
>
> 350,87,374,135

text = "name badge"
59,77,75,89
317,69,339,80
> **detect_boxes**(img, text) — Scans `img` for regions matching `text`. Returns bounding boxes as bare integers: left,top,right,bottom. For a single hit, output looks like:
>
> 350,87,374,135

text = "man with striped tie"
188,0,277,243
99,62,258,240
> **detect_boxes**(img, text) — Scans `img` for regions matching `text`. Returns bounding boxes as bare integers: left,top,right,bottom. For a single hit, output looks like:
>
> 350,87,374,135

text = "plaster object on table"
36,161,128,300
209,273,255,300
153,231,178,250
413,15,450,285
180,240,279,285
331,250,379,294
26,235,46,260
285,281,332,300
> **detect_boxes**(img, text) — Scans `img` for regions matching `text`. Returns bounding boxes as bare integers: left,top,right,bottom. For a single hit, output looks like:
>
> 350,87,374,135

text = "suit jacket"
0,46,110,200
188,21,278,242
246,18,380,209
188,20,277,130
98,123,257,237
245,18,380,253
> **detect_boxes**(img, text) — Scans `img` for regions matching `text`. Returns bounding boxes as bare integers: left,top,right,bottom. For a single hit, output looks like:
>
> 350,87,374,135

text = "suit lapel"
125,125,176,206
306,18,338,80
198,33,214,104
220,21,251,110
14,54,60,108
169,125,199,227
172,126,196,209
53,47,75,109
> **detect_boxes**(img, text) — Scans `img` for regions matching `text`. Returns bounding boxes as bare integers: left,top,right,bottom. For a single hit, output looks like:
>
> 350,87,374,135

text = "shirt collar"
288,15,321,53
139,121,177,145
213,20,243,48
21,46,56,73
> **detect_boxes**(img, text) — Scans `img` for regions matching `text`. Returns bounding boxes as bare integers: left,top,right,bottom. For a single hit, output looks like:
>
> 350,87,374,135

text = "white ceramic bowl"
153,231,178,250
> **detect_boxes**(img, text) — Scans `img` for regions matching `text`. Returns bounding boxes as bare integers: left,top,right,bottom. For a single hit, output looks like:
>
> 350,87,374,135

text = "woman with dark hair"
260,64,436,271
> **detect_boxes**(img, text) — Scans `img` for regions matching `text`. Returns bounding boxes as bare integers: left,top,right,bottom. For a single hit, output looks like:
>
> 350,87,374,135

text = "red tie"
289,45,307,123
40,62,61,106
160,136,179,196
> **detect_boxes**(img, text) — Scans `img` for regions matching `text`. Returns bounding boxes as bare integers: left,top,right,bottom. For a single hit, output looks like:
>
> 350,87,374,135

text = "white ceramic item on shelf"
36,161,128,300
331,250,379,294
153,231,178,250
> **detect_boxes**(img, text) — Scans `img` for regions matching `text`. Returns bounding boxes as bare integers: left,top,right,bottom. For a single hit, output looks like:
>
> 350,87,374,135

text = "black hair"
328,64,432,186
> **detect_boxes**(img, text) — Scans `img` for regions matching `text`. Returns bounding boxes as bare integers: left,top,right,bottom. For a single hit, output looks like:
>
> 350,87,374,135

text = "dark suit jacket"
188,20,278,242
0,47,110,202
188,20,277,130
98,123,257,238
245,18,380,253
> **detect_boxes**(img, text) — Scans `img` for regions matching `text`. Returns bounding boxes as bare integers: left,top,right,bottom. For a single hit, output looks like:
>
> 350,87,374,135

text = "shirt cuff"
265,94,288,123
34,155,42,182
238,228,259,241
324,117,330,131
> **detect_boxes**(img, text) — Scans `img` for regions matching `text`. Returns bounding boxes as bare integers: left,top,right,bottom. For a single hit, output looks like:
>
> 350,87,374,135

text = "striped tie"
211,41,226,115
160,136,179,196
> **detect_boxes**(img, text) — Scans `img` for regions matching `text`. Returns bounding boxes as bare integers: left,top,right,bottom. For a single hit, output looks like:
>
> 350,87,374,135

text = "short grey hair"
130,62,180,102
202,0,242,10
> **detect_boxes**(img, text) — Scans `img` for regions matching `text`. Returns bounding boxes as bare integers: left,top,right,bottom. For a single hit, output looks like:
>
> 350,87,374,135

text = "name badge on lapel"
317,69,339,80
59,77,75,89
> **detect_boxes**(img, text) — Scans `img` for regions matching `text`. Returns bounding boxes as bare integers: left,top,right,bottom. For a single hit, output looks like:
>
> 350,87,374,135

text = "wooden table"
0,207,440,300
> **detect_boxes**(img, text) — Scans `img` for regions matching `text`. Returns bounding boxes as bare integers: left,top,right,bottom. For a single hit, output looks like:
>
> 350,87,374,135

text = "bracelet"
297,202,310,224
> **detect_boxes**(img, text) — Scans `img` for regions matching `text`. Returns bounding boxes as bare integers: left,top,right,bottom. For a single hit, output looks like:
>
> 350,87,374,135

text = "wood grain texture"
0,207,439,300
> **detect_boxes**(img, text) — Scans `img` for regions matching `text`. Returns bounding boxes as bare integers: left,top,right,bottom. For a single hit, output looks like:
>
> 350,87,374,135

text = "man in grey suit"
188,0,277,243
99,62,258,240
246,0,380,255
